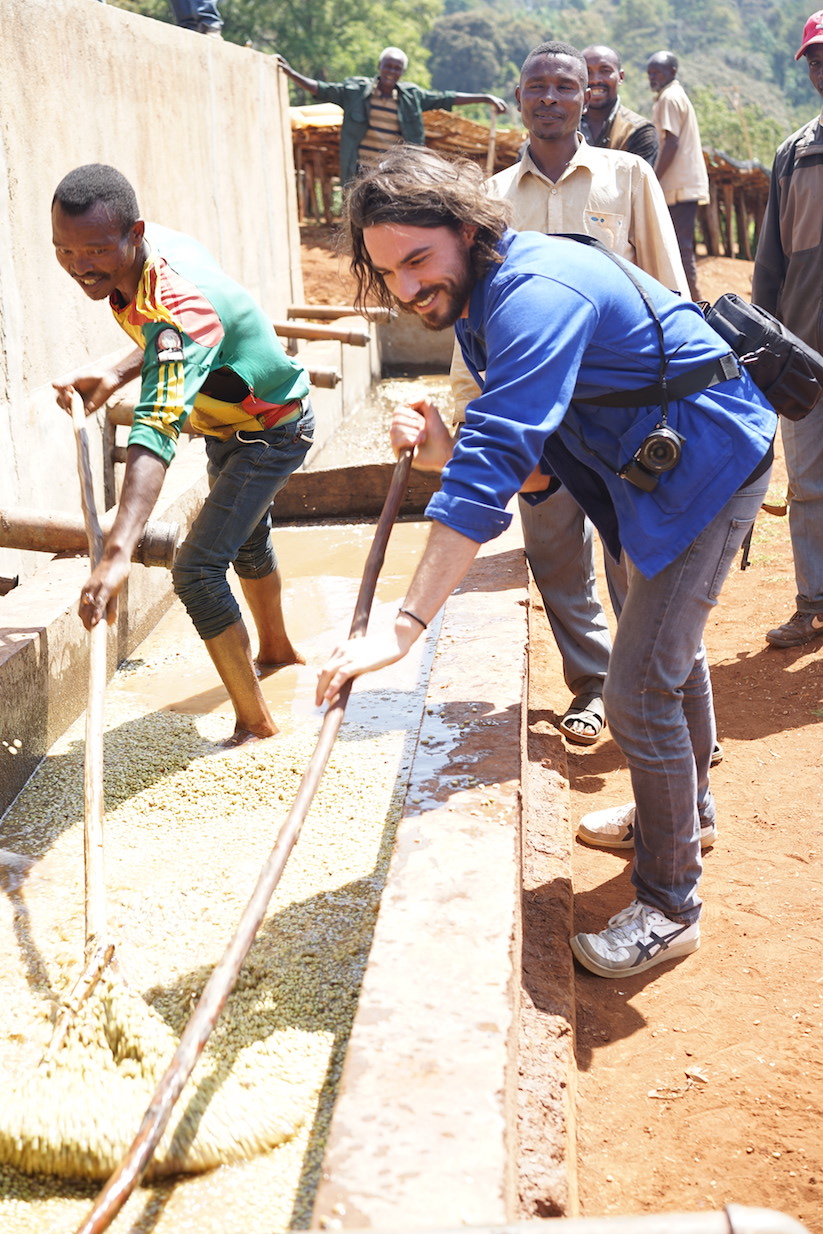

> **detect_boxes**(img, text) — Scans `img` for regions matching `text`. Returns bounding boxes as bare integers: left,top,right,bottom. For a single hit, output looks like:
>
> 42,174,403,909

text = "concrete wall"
0,0,303,582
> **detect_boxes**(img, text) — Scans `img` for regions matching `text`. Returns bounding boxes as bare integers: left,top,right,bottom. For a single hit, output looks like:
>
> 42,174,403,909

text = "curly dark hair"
344,146,511,313
52,164,139,234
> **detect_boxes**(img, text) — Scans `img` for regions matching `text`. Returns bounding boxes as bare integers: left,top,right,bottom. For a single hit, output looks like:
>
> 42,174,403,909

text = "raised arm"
454,93,507,113
275,55,320,97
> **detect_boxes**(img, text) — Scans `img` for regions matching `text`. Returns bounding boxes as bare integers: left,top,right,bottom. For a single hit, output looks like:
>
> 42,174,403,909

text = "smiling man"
447,41,686,749
317,146,777,981
580,44,658,167
276,48,506,186
52,164,314,748
752,9,823,649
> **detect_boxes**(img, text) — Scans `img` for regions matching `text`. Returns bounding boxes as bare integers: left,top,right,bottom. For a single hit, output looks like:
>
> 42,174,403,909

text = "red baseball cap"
796,9,823,59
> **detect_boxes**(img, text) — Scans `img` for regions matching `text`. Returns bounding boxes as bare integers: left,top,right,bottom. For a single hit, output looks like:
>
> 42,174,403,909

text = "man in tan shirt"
647,51,710,300
580,44,659,167
437,42,690,748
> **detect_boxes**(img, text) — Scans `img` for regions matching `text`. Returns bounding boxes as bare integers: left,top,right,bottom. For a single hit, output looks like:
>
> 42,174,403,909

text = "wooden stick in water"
74,448,415,1234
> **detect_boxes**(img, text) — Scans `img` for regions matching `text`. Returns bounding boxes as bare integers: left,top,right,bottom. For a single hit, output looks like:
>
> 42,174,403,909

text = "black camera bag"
703,293,823,422
561,234,823,422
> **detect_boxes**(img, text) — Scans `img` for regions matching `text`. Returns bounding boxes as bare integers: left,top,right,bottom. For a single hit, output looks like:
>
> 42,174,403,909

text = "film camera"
619,424,685,493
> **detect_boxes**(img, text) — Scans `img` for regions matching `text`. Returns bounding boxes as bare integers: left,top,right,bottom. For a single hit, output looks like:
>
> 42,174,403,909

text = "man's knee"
233,531,276,580
172,554,239,640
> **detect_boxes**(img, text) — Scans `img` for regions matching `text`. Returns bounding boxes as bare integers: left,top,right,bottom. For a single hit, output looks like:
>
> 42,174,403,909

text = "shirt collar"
584,95,620,136
515,133,592,186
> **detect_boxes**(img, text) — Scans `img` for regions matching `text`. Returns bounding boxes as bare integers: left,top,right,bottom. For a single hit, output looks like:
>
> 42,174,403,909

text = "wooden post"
723,182,735,258
703,181,722,257
735,191,752,261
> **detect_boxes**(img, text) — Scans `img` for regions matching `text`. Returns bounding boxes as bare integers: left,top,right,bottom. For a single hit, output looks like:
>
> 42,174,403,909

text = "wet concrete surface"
0,381,577,1231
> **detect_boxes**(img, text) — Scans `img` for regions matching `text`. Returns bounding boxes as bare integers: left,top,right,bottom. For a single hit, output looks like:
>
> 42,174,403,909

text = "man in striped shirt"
277,48,506,185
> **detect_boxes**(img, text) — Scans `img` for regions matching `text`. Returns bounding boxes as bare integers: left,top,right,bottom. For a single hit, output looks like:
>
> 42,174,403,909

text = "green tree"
690,86,787,164
609,0,674,63
425,12,502,93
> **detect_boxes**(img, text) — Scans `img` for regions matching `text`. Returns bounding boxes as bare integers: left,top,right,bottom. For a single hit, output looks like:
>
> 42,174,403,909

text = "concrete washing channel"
0,318,807,1234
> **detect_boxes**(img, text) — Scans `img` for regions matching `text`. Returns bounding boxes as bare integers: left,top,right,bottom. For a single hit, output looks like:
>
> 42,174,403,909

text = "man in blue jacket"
276,48,506,185
316,147,777,981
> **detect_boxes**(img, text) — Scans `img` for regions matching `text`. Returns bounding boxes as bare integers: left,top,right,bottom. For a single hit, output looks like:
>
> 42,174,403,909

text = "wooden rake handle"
74,448,415,1234
485,106,498,177
70,392,108,957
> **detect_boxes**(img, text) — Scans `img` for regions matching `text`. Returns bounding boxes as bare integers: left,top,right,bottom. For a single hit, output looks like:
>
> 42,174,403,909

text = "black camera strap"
558,234,673,421
550,236,743,484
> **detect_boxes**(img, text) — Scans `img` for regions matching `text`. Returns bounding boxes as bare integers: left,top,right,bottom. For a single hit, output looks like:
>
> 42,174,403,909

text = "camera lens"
636,426,683,474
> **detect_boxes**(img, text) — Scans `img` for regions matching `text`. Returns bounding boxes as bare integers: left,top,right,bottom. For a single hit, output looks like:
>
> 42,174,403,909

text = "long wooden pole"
485,107,498,177
74,449,415,1234
70,393,108,957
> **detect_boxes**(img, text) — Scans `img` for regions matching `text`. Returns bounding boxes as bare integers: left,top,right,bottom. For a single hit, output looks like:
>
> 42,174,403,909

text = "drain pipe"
272,320,371,346
0,508,179,569
287,304,395,323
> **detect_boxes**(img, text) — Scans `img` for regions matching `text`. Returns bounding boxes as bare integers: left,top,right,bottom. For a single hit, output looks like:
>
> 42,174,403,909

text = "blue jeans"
172,404,314,641
519,486,628,699
781,396,823,614
602,462,771,925
168,0,222,31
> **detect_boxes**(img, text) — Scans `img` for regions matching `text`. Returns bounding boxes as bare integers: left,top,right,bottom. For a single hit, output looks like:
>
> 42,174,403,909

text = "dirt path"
568,440,822,1229
561,257,820,1231
298,229,822,1228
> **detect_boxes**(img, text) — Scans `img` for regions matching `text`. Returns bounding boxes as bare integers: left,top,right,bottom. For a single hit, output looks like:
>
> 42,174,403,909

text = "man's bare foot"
207,726,281,756
254,648,307,678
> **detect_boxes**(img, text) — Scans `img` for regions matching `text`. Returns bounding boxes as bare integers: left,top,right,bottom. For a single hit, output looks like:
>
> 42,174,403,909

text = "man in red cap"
752,10,823,649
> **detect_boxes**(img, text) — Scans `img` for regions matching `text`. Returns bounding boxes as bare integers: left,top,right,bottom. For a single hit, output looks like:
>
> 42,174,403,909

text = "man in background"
276,48,506,186
647,51,709,300
752,9,823,649
581,44,658,167
446,41,688,748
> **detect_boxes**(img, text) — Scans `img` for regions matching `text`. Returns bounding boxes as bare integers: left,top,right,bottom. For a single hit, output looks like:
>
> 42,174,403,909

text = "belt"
256,398,304,431
580,353,741,408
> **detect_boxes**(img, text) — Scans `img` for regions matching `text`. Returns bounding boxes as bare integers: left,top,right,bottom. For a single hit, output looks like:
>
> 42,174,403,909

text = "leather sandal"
558,693,605,746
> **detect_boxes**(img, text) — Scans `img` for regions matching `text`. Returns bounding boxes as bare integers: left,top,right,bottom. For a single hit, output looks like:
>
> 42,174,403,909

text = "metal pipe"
287,304,394,323
307,365,342,388
271,320,371,346
0,508,179,569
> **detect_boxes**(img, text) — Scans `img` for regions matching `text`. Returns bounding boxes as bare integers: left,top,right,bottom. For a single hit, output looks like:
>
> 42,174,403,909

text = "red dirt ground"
299,226,822,1231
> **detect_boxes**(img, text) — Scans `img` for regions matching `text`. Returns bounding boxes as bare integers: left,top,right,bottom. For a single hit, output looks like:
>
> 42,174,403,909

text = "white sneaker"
570,900,700,979
577,802,717,850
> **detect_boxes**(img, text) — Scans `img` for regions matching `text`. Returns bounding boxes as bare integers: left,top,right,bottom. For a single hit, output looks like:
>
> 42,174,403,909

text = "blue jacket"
315,77,456,184
427,230,776,577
